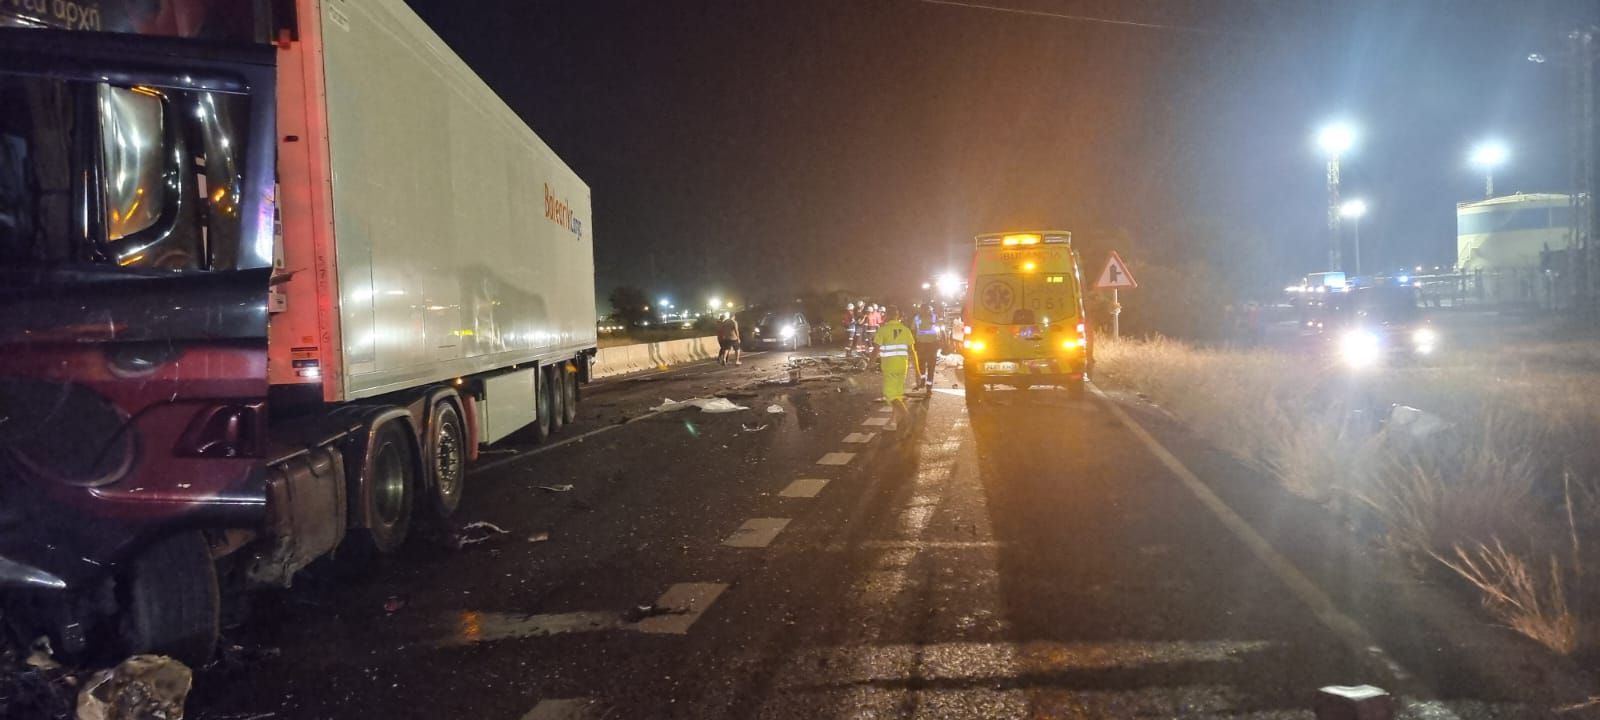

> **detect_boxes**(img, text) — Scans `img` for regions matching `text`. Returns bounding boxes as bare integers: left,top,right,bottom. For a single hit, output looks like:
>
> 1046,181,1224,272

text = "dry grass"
1433,540,1579,655
1095,335,1598,655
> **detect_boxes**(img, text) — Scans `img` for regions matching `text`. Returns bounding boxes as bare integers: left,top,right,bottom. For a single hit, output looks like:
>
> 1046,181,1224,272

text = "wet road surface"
187,351,1593,719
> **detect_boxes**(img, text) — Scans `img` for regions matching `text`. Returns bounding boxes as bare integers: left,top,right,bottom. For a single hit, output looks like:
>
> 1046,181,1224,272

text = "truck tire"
532,369,553,442
424,400,466,521
545,365,566,433
561,361,579,425
120,531,219,665
1067,377,1087,401
348,418,417,554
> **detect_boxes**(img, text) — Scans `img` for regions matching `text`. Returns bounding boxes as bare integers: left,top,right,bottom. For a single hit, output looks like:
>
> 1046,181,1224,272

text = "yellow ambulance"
961,231,1091,404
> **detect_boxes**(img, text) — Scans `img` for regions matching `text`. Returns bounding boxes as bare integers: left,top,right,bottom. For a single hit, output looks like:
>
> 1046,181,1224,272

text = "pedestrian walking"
875,306,918,430
717,313,742,366
912,304,941,391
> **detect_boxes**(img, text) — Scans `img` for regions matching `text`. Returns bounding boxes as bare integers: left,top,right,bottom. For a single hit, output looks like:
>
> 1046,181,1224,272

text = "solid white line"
842,432,876,443
521,698,597,720
634,582,729,634
780,478,830,498
1091,385,1425,692
471,352,777,475
816,452,856,465
862,417,890,427
468,413,663,475
723,518,791,548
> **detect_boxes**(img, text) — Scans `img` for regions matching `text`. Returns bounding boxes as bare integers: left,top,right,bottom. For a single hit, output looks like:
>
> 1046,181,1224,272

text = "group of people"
842,302,884,355
715,313,742,365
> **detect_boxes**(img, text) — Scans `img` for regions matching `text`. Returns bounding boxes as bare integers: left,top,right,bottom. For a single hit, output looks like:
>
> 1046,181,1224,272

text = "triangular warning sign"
1094,251,1138,290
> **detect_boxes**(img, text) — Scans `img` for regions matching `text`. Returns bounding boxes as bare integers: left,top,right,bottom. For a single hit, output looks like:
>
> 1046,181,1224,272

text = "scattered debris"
76,655,192,720
448,521,511,549
528,531,551,543
622,603,676,623
741,423,768,433
25,636,59,671
383,595,408,614
767,404,784,414
1385,404,1450,440
537,484,575,493
652,397,749,413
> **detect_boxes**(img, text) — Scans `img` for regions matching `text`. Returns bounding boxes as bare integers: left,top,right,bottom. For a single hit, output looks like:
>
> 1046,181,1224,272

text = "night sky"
402,0,1600,310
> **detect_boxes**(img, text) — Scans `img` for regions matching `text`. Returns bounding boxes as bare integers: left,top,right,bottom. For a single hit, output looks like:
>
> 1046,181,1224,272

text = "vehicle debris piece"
449,521,511,548
383,595,408,614
652,397,749,413
767,405,785,414
528,531,551,543
741,423,769,432
537,484,575,493
25,636,59,670
75,655,192,720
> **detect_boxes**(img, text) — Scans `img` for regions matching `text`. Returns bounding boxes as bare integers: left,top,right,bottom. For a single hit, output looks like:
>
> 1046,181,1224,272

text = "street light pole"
1317,122,1356,273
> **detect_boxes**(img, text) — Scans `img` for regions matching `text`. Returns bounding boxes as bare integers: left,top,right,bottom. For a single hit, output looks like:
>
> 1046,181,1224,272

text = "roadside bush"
1095,336,1596,655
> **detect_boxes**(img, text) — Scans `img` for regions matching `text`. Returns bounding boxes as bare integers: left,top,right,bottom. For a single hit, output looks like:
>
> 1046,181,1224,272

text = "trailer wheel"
120,531,219,665
425,400,466,521
349,418,417,554
561,361,579,425
531,370,553,442
545,365,566,433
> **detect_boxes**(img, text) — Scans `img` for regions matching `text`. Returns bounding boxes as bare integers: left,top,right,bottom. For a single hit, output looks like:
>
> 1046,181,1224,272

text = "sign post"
1093,251,1138,339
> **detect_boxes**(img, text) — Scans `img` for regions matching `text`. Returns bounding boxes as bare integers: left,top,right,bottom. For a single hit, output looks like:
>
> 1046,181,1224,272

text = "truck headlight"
1412,327,1437,354
780,325,795,339
1339,329,1381,368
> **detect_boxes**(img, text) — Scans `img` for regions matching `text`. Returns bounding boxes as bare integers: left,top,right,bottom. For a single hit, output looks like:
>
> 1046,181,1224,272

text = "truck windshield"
0,73,254,272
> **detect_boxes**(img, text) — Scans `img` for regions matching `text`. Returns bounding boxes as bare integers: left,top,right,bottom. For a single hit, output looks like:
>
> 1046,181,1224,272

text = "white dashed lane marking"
842,432,876,443
723,518,791,548
862,417,890,427
521,698,597,720
816,452,856,465
634,582,729,635
780,478,830,498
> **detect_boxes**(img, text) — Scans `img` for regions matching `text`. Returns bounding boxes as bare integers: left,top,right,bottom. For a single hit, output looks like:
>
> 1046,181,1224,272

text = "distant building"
1456,192,1573,271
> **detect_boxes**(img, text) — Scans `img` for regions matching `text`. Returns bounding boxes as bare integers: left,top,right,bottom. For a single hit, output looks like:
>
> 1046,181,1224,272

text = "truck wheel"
1067,377,1087,401
121,531,219,665
561,362,579,425
531,370,553,443
545,365,566,433
349,419,417,554
425,400,466,521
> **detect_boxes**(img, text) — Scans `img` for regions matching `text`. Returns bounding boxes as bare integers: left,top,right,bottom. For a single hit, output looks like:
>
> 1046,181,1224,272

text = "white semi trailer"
0,0,595,662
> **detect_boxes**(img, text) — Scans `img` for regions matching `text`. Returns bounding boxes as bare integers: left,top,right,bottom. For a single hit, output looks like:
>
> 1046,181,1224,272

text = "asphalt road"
184,349,1595,720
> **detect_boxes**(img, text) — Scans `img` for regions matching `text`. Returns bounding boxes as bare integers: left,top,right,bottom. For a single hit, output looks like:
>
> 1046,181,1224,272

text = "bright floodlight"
708,296,723,310
1470,141,1509,170
936,272,962,298
1339,198,1368,219
1316,122,1357,156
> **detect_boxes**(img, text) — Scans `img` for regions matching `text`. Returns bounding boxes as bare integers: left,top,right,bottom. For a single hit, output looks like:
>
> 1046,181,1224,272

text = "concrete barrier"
591,336,721,379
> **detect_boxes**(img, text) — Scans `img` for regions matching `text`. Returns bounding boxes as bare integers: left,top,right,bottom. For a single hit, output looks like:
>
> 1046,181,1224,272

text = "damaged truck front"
0,0,599,664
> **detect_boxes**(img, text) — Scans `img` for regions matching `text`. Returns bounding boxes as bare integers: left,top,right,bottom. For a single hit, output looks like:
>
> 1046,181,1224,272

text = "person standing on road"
875,306,918,430
717,313,742,366
913,304,941,392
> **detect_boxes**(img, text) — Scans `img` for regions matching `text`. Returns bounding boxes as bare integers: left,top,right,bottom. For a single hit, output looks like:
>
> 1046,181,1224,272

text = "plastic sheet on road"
651,397,749,413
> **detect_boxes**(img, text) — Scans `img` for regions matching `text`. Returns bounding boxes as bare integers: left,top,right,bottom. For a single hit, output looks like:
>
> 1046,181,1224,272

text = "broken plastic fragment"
537,484,575,493
767,404,784,414
76,655,192,720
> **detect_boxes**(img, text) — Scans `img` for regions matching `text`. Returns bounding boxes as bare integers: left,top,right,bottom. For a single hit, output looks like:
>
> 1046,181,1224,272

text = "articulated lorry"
0,0,597,662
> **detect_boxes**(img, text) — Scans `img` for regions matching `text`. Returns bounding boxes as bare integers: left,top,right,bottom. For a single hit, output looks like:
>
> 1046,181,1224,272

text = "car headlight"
780,325,795,339
1412,327,1438,353
1339,329,1381,368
